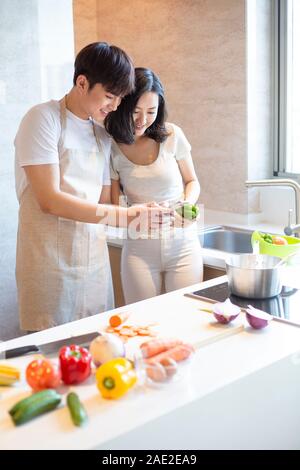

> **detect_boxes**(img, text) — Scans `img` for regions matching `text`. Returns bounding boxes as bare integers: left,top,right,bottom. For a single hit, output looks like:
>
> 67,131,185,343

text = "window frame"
274,0,300,181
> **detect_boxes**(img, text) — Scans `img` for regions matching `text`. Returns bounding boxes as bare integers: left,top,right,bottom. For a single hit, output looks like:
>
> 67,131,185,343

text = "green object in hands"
176,203,199,220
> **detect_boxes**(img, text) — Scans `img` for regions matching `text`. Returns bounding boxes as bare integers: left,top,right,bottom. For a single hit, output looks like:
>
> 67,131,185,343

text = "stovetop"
189,282,300,327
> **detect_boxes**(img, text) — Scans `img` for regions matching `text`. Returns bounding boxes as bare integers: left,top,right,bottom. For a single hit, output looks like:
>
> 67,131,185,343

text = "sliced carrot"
136,329,151,336
109,312,130,328
119,328,135,336
113,325,125,331
104,321,157,340
105,326,115,333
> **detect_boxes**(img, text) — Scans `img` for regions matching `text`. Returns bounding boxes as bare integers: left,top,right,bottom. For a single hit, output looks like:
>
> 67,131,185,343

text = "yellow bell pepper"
96,357,137,399
0,364,20,386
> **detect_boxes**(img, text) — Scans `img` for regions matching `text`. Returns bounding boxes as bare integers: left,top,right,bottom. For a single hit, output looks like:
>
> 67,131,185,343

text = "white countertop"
1,275,300,450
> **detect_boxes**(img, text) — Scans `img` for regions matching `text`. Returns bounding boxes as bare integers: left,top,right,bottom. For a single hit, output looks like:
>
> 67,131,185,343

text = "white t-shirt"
110,123,193,206
14,100,111,201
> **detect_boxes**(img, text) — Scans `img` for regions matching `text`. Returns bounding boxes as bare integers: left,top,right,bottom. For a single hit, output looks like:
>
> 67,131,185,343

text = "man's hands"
127,202,174,235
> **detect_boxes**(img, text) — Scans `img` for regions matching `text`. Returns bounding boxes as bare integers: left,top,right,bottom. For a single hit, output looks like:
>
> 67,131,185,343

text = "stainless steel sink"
201,226,253,254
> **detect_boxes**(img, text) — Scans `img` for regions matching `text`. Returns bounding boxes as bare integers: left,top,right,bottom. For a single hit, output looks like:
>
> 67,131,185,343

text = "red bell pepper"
59,345,92,385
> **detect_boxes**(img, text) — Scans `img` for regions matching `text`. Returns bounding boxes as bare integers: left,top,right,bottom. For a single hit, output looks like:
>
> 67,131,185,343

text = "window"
275,0,300,178
38,0,74,101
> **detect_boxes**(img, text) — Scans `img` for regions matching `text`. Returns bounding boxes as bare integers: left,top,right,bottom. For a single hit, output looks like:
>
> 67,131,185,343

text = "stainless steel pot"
226,254,282,299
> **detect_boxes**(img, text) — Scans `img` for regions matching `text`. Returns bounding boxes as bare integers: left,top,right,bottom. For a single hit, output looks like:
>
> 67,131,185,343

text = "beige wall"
73,0,248,213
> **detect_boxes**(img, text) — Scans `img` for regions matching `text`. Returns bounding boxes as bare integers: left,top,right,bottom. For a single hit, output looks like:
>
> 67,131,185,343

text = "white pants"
121,233,203,304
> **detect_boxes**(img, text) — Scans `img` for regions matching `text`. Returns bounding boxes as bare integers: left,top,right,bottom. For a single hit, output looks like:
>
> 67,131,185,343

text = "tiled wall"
73,0,249,213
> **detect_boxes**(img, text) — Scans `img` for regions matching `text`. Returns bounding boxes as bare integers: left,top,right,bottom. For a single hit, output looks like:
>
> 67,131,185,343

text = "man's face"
77,76,122,122
86,83,122,122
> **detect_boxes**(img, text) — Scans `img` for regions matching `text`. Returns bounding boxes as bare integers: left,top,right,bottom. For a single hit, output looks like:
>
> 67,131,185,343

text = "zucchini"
66,392,87,427
9,389,59,416
9,389,62,425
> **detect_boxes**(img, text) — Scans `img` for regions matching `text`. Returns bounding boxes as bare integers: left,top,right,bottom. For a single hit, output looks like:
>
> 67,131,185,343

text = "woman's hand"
172,201,200,228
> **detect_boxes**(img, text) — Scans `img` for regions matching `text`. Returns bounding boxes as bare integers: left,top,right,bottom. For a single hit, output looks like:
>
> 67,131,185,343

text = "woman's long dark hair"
105,67,169,144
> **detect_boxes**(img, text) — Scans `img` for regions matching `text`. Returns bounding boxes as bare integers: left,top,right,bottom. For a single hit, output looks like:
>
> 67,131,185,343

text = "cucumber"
9,389,60,416
66,392,87,427
9,389,62,426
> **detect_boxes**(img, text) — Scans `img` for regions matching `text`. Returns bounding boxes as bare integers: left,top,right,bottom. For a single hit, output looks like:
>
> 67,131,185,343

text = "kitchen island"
1,275,300,450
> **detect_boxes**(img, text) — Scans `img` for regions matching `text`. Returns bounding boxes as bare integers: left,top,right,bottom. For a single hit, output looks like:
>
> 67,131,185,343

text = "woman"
14,45,170,332
105,67,203,304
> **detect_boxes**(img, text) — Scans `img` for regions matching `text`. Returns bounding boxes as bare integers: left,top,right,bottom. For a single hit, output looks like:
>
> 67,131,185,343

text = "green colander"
251,230,300,259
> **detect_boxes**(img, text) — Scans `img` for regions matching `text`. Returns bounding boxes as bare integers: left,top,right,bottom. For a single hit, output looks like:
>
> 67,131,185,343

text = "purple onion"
213,298,241,324
245,305,272,330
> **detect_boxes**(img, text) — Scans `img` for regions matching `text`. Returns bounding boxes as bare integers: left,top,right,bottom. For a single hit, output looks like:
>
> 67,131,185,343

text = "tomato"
26,357,61,391
272,236,288,246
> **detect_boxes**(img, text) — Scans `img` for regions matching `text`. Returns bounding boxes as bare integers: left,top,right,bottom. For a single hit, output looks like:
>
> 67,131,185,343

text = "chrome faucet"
284,209,300,236
245,178,300,238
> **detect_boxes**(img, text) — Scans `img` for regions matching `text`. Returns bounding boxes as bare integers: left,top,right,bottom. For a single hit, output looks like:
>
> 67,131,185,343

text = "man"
14,42,170,332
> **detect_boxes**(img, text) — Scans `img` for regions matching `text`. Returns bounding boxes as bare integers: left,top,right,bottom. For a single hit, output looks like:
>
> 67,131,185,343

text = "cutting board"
122,294,244,358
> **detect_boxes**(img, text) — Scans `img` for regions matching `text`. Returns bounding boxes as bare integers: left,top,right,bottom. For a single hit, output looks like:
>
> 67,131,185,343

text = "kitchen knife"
3,331,100,359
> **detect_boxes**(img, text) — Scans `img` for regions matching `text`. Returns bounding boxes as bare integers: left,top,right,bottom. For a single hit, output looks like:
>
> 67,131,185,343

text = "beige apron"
16,97,114,331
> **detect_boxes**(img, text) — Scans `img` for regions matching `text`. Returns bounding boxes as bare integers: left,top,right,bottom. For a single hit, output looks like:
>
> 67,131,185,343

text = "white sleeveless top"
110,123,192,206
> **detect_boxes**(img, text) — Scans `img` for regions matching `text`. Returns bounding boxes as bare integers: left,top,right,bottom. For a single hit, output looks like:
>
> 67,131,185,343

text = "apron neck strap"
59,95,103,154
90,118,104,154
58,96,68,148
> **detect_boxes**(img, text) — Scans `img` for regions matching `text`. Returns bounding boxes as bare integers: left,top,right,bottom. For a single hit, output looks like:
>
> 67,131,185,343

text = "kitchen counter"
1,275,300,450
